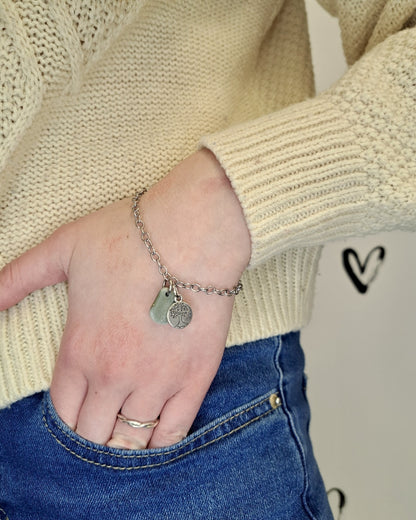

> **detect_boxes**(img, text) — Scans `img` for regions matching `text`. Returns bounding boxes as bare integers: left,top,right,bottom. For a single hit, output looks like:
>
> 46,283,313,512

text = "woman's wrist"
138,149,252,289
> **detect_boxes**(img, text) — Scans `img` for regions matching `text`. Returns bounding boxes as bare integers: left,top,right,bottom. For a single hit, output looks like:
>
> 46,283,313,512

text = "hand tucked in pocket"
0,149,251,450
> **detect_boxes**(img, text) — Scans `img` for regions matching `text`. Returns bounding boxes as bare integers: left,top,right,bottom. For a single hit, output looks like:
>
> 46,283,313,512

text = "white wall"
303,2,416,519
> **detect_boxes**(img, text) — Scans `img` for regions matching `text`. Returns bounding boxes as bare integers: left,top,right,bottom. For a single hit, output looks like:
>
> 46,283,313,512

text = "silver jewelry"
132,189,242,329
117,413,159,429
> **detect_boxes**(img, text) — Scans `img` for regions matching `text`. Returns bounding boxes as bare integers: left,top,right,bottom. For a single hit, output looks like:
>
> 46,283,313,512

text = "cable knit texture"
0,0,415,407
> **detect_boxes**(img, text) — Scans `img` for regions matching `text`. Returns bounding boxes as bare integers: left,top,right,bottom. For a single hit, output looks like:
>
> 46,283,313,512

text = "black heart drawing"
342,247,386,294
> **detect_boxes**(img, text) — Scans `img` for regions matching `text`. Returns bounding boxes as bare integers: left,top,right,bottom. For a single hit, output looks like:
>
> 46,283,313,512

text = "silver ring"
117,413,159,429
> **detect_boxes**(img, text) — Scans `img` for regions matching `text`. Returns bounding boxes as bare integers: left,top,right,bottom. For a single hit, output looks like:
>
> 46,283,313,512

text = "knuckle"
49,224,74,266
59,326,85,367
61,323,142,389
93,342,134,387
96,359,124,386
51,221,75,242
0,260,24,291
156,426,188,446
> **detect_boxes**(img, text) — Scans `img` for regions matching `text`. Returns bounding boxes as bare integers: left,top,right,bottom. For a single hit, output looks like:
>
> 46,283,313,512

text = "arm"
201,20,416,267
317,0,416,64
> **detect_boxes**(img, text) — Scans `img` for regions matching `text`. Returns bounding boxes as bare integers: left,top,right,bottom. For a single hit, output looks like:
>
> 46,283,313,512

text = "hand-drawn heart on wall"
342,247,386,294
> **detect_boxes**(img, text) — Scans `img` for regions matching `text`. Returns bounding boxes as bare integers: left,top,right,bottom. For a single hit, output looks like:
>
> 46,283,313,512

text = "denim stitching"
42,405,276,470
42,392,277,463
273,335,317,520
0,507,9,520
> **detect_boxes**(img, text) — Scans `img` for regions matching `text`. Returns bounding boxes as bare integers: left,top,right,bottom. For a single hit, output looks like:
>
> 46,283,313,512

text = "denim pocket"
42,388,282,471
2,335,333,519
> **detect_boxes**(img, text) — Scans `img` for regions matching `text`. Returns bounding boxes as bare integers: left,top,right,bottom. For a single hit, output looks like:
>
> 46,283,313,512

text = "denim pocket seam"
42,392,279,470
43,392,273,459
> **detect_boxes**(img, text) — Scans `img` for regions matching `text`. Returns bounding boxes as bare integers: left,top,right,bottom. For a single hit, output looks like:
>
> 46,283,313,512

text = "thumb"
0,226,71,310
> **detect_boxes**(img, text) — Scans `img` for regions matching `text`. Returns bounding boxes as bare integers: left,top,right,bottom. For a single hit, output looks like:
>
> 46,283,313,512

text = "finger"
107,393,164,450
0,227,70,310
49,360,88,430
75,386,125,445
148,388,208,449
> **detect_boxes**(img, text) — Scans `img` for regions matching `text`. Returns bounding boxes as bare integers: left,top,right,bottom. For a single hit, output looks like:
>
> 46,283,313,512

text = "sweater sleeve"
0,1,140,195
317,0,416,64
200,22,416,268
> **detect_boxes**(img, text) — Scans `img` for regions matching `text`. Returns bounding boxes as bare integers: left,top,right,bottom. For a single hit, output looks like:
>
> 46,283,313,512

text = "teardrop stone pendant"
150,286,175,324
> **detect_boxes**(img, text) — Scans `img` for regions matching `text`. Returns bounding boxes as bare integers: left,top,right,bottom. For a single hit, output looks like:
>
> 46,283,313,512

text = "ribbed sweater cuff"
0,284,66,408
200,95,369,268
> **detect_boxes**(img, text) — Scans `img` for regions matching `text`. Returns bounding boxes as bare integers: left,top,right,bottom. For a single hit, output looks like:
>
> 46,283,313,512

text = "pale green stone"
150,287,175,324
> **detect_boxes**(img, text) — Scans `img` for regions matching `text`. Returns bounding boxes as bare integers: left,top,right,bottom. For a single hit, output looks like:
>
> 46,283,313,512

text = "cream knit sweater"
0,0,415,408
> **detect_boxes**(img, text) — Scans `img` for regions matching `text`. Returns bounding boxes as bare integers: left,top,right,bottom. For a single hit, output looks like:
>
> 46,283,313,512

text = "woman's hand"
0,149,251,449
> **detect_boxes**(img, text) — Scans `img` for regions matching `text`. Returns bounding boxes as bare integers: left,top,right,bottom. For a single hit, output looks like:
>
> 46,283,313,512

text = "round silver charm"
167,301,193,329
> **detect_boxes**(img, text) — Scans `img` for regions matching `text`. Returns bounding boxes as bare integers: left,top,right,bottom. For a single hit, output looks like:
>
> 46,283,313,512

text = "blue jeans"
0,332,333,519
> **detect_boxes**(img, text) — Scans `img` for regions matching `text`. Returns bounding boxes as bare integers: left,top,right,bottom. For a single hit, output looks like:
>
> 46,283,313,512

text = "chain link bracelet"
132,189,243,329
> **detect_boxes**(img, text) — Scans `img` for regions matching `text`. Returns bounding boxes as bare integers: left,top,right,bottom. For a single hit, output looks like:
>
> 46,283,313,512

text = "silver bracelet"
132,189,243,329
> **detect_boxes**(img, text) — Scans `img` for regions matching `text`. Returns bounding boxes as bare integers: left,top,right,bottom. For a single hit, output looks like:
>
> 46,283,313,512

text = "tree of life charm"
167,295,193,329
